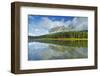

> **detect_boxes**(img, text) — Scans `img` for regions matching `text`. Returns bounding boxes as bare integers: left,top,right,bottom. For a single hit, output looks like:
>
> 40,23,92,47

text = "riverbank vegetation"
29,31,88,41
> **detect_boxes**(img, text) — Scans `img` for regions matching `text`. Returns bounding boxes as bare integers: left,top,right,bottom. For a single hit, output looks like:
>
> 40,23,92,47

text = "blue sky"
28,15,88,36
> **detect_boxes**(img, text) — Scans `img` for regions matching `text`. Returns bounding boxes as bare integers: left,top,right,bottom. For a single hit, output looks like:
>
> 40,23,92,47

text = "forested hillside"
29,31,88,41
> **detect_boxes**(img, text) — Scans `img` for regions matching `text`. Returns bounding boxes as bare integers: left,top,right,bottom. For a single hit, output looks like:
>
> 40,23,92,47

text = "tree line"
29,31,88,39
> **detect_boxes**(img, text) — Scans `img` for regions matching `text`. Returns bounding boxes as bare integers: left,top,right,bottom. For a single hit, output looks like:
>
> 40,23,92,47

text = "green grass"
39,38,87,41
28,31,88,42
29,38,88,47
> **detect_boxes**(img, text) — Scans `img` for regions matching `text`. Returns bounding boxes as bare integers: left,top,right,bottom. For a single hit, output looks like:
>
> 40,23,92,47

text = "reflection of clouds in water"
28,42,88,60
40,45,88,60
28,42,49,60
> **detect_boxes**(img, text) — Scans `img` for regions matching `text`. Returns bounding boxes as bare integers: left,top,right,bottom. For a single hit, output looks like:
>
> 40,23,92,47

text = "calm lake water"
28,40,88,60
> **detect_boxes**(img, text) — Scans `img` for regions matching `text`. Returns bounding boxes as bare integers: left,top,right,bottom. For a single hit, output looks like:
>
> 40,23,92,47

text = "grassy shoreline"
29,38,88,47
34,38,88,41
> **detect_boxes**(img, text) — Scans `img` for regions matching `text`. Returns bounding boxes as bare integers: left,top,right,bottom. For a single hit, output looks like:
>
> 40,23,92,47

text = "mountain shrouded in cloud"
28,15,88,36
49,17,88,33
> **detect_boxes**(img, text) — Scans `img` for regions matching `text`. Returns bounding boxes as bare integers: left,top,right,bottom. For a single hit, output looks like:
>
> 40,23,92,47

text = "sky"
28,15,88,36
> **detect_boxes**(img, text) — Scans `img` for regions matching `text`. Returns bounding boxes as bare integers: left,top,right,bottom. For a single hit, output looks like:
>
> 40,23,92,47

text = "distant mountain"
49,25,88,33
49,26,67,33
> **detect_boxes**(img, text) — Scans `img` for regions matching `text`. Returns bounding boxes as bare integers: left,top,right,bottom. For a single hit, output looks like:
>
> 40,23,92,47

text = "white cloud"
39,17,65,29
29,16,88,36
34,29,40,32
72,17,88,31
38,17,88,32
28,33,36,36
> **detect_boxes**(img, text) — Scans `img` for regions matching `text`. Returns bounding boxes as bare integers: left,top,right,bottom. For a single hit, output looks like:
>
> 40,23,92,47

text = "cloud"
39,17,65,29
39,17,88,31
29,16,88,36
29,28,48,36
72,17,88,31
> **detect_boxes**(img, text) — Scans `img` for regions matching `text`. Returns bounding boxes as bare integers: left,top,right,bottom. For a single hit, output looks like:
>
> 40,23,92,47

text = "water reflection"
28,40,88,60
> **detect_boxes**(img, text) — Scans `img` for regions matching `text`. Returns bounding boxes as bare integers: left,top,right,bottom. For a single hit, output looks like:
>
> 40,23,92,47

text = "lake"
28,40,88,60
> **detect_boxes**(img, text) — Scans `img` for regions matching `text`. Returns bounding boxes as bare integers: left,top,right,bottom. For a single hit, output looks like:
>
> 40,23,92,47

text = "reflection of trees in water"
31,40,88,47
28,40,88,60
